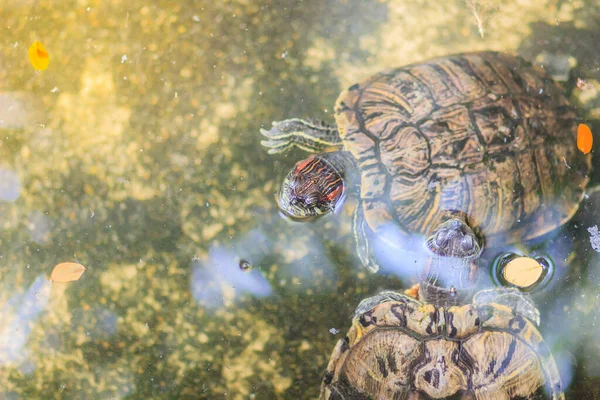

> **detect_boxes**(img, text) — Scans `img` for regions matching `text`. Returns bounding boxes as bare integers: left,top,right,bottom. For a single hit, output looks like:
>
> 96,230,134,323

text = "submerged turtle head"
277,155,345,221
420,216,482,306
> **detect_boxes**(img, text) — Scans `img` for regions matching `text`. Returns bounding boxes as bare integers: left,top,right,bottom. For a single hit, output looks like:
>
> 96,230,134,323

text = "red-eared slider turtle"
320,221,564,400
261,51,591,272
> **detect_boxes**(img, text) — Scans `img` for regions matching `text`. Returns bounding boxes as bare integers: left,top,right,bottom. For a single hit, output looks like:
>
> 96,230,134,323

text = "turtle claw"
473,288,540,325
260,138,291,154
260,125,285,139
260,125,294,154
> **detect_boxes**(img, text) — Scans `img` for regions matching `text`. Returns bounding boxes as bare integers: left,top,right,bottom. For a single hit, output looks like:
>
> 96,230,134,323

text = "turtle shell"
334,51,591,245
320,295,564,399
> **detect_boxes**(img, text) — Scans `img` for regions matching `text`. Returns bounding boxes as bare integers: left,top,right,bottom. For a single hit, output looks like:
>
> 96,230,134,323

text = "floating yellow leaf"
503,257,542,289
51,262,86,283
28,41,50,71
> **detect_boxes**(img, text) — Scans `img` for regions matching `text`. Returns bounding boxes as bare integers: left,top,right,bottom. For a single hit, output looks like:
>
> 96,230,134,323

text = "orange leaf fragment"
403,283,420,299
28,41,50,71
51,262,86,283
577,123,593,154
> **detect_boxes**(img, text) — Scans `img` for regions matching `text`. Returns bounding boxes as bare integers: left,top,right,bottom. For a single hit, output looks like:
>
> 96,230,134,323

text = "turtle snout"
302,193,319,206
289,193,317,207
278,189,329,221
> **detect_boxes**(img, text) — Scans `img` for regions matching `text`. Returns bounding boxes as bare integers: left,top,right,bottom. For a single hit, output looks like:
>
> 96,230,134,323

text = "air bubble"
239,259,252,271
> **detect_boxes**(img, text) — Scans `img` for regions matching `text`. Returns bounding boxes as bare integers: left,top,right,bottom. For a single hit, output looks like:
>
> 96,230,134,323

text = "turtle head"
277,155,345,221
420,215,482,306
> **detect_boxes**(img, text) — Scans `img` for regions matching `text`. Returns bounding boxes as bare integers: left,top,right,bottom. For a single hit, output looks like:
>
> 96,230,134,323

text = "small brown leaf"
51,262,86,283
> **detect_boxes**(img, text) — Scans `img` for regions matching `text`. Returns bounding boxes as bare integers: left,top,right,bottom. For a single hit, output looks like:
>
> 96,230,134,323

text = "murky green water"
0,0,599,399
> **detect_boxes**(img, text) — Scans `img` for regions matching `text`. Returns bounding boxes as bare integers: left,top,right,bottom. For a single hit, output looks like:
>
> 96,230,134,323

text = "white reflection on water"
0,168,21,202
0,275,50,366
270,219,338,290
191,229,273,309
190,217,340,309
370,221,427,279
26,211,52,245
0,92,40,130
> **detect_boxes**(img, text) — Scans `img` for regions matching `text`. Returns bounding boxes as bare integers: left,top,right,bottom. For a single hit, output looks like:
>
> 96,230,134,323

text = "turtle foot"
260,118,341,154
426,218,481,258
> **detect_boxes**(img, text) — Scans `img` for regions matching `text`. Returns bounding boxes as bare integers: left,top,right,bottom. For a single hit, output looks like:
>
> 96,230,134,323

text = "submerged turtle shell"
334,51,591,244
320,295,564,399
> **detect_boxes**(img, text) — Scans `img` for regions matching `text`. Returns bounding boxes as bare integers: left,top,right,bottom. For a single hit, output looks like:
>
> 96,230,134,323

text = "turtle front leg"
473,288,541,325
260,118,343,154
353,204,381,273
354,290,422,317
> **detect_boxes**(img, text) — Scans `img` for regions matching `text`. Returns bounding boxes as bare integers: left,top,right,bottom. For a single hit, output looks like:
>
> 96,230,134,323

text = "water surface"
0,0,599,398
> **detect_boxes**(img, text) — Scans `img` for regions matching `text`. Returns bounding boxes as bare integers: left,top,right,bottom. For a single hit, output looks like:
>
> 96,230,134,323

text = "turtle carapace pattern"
319,288,564,400
262,52,591,272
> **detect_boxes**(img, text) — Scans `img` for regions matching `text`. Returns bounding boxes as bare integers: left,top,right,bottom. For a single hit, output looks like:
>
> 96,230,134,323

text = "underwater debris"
577,78,594,92
577,123,593,155
28,41,50,71
464,0,496,38
50,262,86,283
588,225,600,253
404,283,420,299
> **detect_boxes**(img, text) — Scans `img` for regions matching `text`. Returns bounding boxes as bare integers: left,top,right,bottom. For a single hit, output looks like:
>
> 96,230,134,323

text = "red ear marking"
325,181,343,203
295,156,316,172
